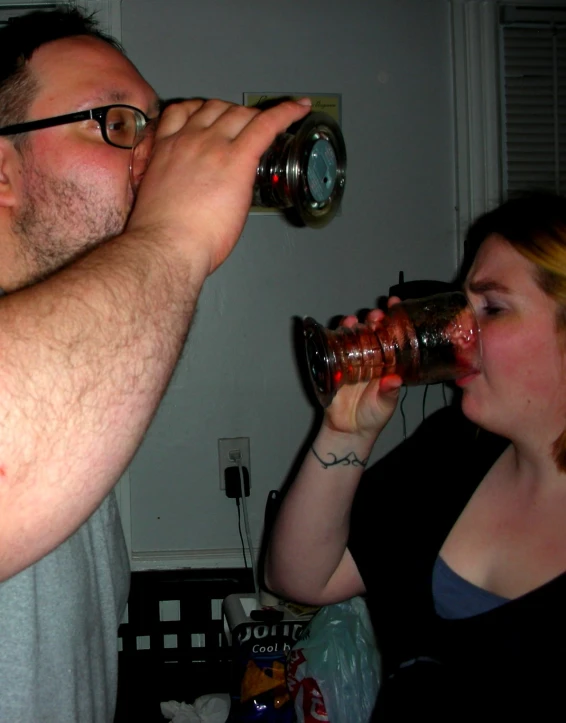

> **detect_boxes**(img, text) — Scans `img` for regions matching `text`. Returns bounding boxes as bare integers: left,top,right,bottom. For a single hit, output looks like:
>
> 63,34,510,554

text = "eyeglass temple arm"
0,109,95,137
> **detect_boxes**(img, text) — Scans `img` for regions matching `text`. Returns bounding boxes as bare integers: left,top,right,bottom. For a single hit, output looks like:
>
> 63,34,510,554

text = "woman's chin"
460,393,482,425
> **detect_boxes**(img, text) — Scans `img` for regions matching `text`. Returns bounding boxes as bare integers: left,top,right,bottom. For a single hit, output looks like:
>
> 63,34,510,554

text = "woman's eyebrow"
466,279,512,294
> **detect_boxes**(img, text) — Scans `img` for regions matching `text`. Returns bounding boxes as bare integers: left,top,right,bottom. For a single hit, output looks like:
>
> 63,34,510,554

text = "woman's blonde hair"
460,192,566,471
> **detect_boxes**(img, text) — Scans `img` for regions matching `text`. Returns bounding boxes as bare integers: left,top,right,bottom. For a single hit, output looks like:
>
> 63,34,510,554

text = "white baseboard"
130,547,258,571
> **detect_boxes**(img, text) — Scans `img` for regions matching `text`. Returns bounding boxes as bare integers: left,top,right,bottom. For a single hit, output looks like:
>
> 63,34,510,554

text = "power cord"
422,384,429,420
399,386,408,439
235,497,248,569
399,381,450,442
229,449,259,596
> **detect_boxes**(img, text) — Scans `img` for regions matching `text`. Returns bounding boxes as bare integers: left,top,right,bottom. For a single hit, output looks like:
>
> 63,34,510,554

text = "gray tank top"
0,491,129,722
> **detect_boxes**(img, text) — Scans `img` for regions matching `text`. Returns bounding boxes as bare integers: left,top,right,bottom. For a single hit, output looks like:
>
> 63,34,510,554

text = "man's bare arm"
0,98,311,581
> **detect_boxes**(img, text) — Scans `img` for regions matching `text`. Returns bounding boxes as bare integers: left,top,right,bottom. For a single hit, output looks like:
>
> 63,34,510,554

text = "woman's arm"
265,424,373,605
265,314,402,605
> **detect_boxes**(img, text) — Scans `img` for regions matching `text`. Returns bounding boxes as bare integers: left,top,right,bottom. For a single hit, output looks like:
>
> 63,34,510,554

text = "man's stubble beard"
12,152,131,283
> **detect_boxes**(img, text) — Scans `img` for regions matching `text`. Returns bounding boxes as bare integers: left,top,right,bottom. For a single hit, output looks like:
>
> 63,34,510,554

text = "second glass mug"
303,291,482,408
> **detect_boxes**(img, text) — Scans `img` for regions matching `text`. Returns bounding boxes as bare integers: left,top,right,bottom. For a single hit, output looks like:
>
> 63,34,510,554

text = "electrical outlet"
218,437,251,491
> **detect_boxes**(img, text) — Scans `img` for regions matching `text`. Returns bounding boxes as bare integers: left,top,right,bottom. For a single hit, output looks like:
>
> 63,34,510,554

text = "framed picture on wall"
243,92,341,124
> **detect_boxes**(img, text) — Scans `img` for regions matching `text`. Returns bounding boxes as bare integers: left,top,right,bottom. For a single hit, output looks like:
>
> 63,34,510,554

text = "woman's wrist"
315,420,377,469
321,412,382,444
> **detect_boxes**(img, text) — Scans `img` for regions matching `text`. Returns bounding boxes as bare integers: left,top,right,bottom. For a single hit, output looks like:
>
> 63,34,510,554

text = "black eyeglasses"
0,104,155,149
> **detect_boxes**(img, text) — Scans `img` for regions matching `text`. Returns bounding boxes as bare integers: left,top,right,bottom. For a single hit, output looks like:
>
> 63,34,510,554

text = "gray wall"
121,0,458,562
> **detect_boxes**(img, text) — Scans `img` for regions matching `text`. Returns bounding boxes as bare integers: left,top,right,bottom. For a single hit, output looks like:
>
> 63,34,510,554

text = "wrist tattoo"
311,445,368,470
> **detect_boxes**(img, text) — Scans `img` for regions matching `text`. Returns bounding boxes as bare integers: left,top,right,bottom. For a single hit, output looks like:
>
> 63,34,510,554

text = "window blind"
501,9,566,196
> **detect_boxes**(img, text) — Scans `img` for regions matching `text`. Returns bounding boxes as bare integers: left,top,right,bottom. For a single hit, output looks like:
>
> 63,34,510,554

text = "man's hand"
127,98,312,277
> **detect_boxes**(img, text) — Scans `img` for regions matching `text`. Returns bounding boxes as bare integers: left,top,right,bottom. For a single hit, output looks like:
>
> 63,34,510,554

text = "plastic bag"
161,694,230,723
286,596,380,723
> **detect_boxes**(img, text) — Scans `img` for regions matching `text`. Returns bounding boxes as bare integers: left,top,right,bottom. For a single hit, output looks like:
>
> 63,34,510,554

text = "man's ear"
0,138,22,208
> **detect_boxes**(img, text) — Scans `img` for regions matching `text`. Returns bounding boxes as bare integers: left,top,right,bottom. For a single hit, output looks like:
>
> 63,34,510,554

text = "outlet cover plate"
218,437,251,490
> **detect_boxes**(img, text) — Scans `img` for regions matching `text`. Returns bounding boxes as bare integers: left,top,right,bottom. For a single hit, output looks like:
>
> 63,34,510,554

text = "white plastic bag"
161,693,230,723
286,597,380,723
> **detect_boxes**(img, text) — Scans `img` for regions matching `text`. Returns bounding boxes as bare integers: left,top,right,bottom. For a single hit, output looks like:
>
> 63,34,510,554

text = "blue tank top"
433,555,509,619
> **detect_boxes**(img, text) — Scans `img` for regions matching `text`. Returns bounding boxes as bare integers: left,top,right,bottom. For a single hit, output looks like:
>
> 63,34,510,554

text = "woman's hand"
323,299,403,440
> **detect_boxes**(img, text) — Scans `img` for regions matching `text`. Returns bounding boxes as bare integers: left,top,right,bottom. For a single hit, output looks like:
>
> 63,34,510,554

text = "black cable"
422,384,429,420
400,386,408,439
442,383,448,406
235,498,248,568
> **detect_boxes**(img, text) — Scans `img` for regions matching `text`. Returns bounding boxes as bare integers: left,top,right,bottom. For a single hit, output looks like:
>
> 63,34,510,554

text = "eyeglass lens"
105,106,143,148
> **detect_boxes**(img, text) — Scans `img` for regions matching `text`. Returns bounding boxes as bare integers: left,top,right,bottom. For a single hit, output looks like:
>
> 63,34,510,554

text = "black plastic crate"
115,568,254,722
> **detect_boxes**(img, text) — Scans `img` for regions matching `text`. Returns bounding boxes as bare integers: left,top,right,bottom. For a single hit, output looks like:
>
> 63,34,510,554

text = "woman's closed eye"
482,303,504,317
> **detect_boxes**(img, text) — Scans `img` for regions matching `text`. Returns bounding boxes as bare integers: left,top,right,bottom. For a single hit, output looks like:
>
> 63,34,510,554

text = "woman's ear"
0,138,22,208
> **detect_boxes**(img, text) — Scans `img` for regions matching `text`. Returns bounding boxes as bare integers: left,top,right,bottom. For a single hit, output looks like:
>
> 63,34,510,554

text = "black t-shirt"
348,405,566,719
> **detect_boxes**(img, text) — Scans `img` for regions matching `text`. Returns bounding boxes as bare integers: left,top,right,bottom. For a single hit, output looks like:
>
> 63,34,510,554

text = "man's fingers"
234,98,312,157
169,99,260,133
155,98,208,138
156,97,311,149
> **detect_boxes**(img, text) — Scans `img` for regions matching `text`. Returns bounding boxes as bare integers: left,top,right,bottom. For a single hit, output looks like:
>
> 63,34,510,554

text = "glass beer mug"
303,291,482,407
253,111,346,228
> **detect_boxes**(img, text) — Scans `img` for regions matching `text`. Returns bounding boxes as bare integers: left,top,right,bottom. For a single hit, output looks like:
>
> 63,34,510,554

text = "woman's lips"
455,371,480,387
